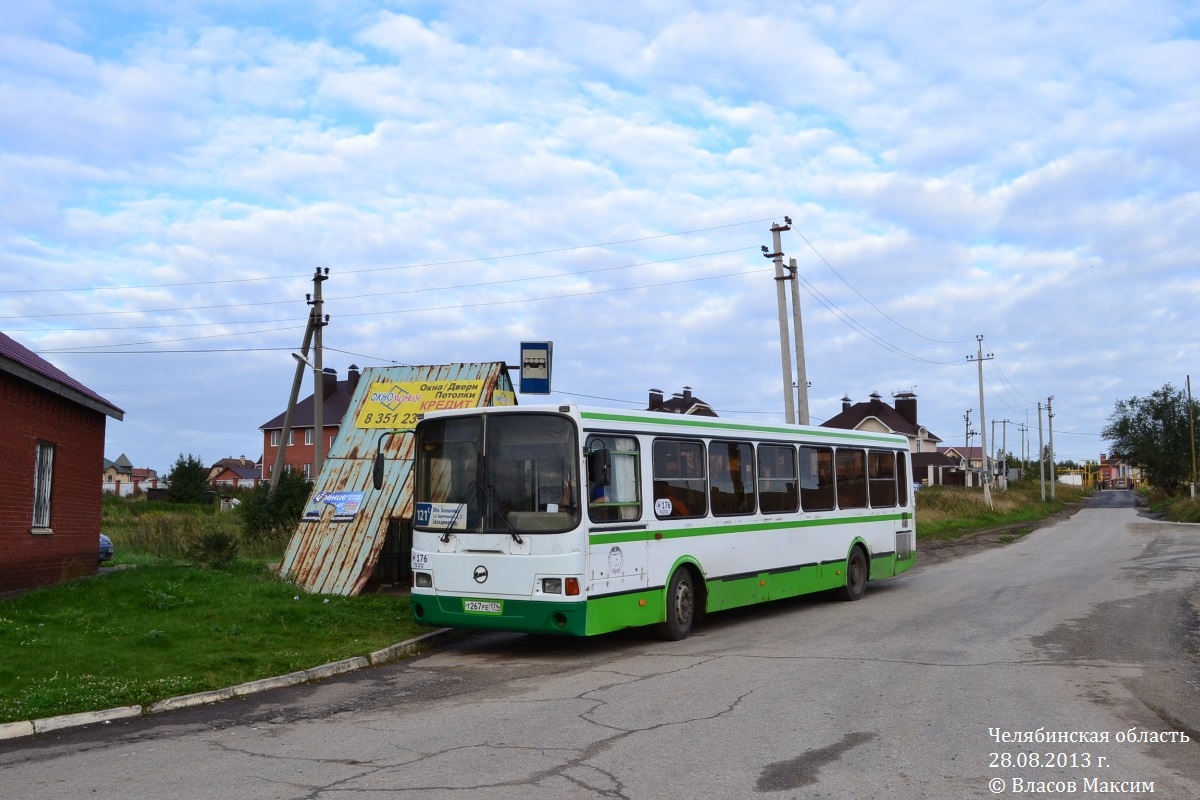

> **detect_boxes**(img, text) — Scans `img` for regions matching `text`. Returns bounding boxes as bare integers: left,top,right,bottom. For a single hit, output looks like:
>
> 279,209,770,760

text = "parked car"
99,533,114,563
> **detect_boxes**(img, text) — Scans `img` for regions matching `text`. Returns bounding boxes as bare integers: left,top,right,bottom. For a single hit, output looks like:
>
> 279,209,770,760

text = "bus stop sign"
519,341,552,394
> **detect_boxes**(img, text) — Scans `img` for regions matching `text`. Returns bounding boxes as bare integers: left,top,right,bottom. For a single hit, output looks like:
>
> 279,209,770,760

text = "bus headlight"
541,577,562,594
414,572,433,588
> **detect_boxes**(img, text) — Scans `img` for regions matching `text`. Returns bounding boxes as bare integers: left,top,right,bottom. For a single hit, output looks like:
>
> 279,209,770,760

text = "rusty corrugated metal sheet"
280,362,515,595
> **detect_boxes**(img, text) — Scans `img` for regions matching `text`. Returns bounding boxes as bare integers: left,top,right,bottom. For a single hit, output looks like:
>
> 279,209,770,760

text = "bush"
187,531,240,568
237,469,314,549
166,453,211,504
1166,496,1200,523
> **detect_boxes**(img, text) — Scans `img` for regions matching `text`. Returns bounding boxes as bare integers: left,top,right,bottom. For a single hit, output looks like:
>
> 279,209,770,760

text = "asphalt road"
3,490,1200,799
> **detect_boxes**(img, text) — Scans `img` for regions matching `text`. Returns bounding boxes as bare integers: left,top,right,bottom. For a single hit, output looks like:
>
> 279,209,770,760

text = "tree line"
1102,383,1199,493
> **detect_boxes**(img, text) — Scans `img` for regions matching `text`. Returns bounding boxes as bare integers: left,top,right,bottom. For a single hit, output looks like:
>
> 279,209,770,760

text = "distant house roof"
260,368,361,431
822,393,922,437
209,456,260,481
647,387,717,416
912,452,961,470
0,331,123,420
940,446,983,461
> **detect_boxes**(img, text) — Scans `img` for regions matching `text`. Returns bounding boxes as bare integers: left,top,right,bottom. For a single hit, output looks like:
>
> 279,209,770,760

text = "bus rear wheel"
658,568,695,640
839,546,868,601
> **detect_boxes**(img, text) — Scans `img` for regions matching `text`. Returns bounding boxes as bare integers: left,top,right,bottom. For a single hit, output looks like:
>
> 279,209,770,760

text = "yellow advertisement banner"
355,380,486,429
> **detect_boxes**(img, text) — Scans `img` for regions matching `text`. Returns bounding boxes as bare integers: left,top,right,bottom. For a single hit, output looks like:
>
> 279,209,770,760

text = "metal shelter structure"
279,362,516,595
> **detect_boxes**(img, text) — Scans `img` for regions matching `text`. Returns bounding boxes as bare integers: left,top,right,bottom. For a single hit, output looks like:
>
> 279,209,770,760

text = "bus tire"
658,567,695,641
839,545,868,601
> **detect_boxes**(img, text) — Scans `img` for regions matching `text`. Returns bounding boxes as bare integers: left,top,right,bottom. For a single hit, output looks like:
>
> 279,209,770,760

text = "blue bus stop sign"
519,341,552,394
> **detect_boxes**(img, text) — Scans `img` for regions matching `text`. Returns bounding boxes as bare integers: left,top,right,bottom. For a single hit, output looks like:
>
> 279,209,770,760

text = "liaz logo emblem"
473,565,489,583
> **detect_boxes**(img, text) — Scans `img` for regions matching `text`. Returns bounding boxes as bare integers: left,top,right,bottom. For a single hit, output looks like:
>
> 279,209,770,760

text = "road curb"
3,628,461,742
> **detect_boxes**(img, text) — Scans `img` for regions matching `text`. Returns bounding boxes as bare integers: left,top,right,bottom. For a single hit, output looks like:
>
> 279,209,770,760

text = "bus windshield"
414,412,581,534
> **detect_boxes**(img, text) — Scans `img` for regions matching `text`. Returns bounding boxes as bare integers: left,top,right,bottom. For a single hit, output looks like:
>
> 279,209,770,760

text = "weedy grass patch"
0,562,424,724
916,481,1088,541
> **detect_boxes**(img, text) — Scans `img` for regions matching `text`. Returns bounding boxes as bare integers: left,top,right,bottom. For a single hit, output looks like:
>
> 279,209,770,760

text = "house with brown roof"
647,386,717,416
259,365,361,479
208,456,263,490
1,331,124,592
821,392,964,486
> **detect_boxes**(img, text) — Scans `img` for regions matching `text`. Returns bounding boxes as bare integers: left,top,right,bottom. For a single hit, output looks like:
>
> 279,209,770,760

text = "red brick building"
259,366,360,479
1,332,123,593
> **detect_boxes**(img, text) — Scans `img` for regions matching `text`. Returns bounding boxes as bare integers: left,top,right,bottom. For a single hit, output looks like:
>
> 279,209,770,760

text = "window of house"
33,441,55,529
709,440,755,516
758,444,798,513
271,430,280,447
652,439,706,519
288,430,295,446
305,429,313,445
303,463,312,478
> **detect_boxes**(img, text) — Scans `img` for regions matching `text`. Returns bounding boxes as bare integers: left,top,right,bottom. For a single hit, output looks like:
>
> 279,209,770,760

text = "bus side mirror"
373,450,385,490
587,447,611,488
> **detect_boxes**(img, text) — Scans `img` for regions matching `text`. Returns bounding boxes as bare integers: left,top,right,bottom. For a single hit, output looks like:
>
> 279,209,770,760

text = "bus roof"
418,403,910,448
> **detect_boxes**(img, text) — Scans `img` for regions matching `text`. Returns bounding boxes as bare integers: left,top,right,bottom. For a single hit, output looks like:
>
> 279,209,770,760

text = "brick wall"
0,372,107,592
261,425,339,479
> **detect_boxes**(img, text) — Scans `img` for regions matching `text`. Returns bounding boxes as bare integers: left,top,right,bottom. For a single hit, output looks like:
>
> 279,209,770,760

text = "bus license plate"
464,600,503,614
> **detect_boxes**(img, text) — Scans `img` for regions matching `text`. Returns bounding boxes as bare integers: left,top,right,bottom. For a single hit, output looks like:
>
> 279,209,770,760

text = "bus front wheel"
839,546,868,601
658,568,695,640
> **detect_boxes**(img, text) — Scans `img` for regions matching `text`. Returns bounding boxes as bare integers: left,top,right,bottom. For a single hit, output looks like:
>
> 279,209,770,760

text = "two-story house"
259,365,361,479
822,392,963,486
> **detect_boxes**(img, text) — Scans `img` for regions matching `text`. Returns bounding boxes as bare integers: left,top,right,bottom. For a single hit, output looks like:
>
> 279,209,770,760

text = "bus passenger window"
586,435,641,523
710,441,755,516
799,446,835,511
757,444,798,513
653,439,706,519
868,450,898,508
835,448,868,509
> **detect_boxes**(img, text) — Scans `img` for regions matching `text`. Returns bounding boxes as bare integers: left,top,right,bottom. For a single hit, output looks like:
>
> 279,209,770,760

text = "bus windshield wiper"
440,480,476,543
481,482,523,544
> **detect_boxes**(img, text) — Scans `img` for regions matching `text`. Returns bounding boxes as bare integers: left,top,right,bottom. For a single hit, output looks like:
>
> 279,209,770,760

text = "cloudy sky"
3,0,1197,474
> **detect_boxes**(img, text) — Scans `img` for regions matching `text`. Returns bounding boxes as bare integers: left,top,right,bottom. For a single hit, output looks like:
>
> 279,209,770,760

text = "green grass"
915,481,1089,541
0,561,424,724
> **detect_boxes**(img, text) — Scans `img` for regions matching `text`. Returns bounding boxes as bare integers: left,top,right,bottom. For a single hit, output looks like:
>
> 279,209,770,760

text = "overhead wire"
2,247,754,325
791,228,974,346
0,217,782,295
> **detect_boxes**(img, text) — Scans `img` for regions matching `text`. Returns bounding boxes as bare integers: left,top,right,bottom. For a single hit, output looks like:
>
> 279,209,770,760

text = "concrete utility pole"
1038,401,1046,501
311,268,330,479
998,419,1010,490
1017,423,1027,477
270,312,316,496
1189,375,1197,499
787,257,810,425
1047,395,1056,501
964,409,973,474
968,336,994,509
764,219,795,424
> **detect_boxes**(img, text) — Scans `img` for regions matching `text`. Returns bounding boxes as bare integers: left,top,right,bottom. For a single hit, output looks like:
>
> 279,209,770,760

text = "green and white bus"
407,404,916,639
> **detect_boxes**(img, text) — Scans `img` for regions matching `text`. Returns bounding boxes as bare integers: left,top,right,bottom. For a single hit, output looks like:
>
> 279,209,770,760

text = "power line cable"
35,267,772,352
1,217,782,295
2,247,753,323
792,228,973,345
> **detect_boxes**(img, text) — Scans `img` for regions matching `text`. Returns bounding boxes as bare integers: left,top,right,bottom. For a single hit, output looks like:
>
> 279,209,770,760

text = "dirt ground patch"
915,503,1086,570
